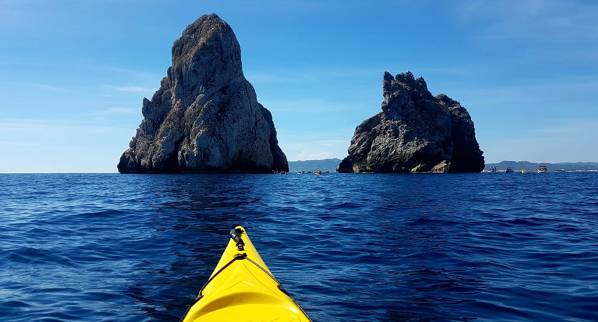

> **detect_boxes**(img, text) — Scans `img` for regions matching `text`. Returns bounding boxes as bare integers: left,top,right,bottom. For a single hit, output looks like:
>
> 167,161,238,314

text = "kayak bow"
182,226,311,321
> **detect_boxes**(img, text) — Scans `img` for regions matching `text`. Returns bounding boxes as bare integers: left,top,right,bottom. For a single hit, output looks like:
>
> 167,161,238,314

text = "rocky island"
338,71,484,173
118,14,288,173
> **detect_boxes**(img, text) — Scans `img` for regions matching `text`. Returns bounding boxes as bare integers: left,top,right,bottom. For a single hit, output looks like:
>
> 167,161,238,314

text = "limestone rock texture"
337,71,484,173
118,14,288,173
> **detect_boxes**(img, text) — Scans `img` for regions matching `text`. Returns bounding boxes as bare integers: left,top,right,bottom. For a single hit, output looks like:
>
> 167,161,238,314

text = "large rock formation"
338,71,484,173
118,14,288,173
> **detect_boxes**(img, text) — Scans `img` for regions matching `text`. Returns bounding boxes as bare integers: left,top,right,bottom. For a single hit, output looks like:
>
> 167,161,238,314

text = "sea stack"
118,14,288,173
338,71,484,173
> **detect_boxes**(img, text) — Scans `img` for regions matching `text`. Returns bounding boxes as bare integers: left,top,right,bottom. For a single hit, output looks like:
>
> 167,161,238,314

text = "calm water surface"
0,173,597,321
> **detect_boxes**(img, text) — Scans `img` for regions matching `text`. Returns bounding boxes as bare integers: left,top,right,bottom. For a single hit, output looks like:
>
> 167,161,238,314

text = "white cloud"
261,98,356,112
295,151,337,161
441,75,598,128
82,63,163,80
95,107,137,115
0,0,21,28
483,118,598,163
456,0,598,41
107,85,155,94
246,65,470,87
245,73,298,84
0,81,70,92
280,138,349,161
0,118,133,173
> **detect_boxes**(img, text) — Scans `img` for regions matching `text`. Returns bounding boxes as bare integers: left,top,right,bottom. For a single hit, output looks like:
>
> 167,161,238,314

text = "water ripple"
0,173,597,321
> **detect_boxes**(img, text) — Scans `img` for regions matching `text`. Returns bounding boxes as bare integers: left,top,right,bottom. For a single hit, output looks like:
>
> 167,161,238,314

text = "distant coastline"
288,159,342,173
288,159,598,173
484,161,598,172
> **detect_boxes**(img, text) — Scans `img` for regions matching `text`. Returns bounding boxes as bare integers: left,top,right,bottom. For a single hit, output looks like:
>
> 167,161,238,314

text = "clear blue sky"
1,0,597,172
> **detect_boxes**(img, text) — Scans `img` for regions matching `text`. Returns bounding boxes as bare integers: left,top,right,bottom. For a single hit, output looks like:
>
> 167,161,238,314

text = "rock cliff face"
338,71,484,173
118,14,288,173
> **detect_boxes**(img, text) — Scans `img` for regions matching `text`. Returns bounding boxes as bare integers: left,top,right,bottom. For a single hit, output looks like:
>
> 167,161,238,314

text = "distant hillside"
288,159,598,173
485,161,598,172
288,159,341,172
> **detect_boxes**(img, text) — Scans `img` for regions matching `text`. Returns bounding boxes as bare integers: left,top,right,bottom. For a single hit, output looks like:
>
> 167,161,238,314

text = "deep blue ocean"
1,173,597,321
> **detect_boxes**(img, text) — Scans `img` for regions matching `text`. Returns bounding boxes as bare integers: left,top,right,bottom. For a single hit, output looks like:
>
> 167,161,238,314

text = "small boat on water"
181,226,311,321
314,169,322,176
537,165,548,173
505,167,514,173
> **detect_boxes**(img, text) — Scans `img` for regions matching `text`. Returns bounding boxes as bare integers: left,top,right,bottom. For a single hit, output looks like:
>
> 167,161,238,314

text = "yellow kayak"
181,226,311,321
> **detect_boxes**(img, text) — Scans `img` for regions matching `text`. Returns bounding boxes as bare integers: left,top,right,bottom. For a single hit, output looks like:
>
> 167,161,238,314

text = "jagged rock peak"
118,14,288,173
171,14,241,75
383,71,430,97
338,71,484,173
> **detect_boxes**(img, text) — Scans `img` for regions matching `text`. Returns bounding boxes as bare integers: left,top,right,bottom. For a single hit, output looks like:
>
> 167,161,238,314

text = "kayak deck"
182,226,310,322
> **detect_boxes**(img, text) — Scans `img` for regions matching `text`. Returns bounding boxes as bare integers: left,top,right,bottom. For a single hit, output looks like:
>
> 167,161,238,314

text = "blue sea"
1,173,597,321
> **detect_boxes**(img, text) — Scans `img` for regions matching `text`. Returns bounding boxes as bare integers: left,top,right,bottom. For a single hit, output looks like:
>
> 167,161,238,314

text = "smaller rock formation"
338,71,484,173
